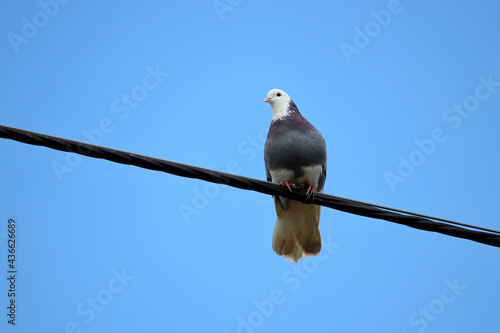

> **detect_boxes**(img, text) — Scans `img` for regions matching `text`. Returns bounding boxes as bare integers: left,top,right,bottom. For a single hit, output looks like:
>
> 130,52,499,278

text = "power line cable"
1,124,499,247
342,198,500,235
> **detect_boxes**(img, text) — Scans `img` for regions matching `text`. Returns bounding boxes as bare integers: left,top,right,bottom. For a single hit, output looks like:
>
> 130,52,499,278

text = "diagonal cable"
1,124,499,247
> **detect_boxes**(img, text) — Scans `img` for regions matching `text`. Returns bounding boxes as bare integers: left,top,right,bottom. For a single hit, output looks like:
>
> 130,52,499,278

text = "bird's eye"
277,92,281,97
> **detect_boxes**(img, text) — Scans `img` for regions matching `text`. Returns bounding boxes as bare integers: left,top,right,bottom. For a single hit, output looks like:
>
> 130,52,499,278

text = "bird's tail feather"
272,197,322,263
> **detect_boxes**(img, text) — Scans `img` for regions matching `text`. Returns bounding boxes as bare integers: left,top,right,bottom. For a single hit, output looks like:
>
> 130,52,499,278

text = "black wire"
1,124,499,247
349,198,500,235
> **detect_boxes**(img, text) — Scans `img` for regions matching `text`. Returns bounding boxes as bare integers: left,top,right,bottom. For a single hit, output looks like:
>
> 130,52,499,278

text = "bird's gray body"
264,101,326,193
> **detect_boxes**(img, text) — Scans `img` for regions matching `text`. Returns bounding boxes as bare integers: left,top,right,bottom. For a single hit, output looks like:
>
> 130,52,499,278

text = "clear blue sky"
1,1,499,332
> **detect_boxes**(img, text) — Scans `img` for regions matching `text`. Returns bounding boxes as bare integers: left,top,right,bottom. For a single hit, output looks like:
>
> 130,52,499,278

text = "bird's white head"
264,89,293,122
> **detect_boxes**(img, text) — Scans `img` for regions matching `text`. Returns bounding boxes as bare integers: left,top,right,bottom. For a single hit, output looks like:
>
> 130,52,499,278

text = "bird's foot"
300,184,316,204
280,181,296,192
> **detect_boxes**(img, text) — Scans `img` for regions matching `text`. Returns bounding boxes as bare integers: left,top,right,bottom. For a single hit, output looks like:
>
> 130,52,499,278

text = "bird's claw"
280,181,296,192
301,184,316,204
279,182,316,203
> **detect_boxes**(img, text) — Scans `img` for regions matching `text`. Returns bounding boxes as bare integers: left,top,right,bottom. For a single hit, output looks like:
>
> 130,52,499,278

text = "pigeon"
264,89,327,263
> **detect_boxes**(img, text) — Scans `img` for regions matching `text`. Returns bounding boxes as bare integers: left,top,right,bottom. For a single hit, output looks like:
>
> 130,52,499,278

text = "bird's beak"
264,97,271,103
